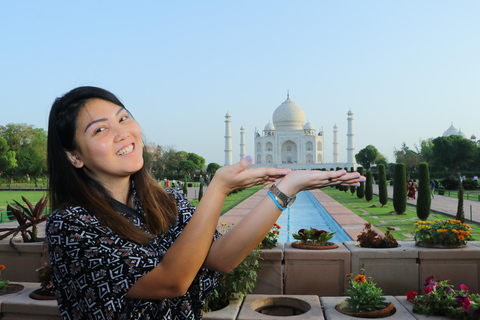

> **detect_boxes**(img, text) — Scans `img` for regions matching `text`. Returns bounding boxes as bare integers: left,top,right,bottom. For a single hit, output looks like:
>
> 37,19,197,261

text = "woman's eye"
94,127,105,134
120,116,128,122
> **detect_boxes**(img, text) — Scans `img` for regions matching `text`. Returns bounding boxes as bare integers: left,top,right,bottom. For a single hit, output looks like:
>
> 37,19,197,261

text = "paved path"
372,184,480,224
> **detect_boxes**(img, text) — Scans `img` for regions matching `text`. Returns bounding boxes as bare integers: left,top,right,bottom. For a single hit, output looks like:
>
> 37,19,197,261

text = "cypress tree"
456,172,465,223
199,182,204,201
393,163,407,214
416,162,431,220
378,164,388,207
183,179,188,196
365,170,373,202
350,167,356,195
357,167,365,199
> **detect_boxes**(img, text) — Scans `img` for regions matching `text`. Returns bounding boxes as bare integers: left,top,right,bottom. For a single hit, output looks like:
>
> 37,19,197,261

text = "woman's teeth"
116,144,134,156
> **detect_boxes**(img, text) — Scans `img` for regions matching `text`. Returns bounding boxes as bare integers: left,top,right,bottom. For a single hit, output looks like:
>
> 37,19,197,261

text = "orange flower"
0,265,5,270
346,273,353,278
273,230,278,234
275,223,281,229
354,275,366,284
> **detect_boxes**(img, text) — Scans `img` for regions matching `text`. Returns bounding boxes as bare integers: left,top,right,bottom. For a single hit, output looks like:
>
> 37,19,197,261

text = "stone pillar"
333,124,339,163
347,110,356,169
225,112,232,166
240,126,246,161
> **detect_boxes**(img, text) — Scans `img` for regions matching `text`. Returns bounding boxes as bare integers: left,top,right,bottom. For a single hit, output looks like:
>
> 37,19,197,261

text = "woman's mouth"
116,144,134,156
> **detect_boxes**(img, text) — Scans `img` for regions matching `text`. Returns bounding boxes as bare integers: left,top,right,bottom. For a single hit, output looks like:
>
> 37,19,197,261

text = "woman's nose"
114,128,129,142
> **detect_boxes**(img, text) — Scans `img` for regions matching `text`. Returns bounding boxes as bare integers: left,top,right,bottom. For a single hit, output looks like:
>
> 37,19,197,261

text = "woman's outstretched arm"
203,169,365,273
126,157,289,300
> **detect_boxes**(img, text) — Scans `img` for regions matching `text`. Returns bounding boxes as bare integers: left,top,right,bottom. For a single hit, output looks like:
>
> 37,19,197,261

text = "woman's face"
67,98,144,186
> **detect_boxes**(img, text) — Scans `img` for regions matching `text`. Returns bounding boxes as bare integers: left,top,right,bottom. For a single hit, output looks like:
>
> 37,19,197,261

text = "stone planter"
284,242,350,296
0,282,40,311
0,238,47,282
321,296,416,319
394,295,448,320
0,282,60,319
238,294,323,319
344,241,419,295
203,297,244,320
252,243,283,294
417,243,480,293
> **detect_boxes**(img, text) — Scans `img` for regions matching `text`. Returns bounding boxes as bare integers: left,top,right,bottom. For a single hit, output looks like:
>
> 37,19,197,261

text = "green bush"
378,164,388,207
441,177,459,190
393,164,407,214
462,178,478,190
365,170,373,202
357,167,365,199
416,163,431,221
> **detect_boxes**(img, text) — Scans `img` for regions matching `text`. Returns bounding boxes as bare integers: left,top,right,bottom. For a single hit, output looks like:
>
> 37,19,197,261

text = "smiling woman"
45,86,365,320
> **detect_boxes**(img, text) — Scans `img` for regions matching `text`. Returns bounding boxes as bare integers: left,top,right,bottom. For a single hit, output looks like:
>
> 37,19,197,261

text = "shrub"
365,170,373,202
414,219,472,246
356,167,365,199
416,163,431,221
378,164,388,207
457,173,465,223
198,182,204,201
393,164,407,214
462,178,478,190
441,177,459,190
357,223,398,248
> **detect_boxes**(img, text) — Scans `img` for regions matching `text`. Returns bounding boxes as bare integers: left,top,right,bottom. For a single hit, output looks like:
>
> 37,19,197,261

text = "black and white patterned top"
46,188,221,320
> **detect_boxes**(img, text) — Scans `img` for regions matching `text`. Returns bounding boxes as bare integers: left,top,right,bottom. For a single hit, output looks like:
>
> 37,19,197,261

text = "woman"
46,86,364,319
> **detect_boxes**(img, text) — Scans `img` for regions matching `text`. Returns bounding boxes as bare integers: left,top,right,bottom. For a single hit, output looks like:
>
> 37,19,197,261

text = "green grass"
189,185,264,215
436,189,480,201
0,190,48,210
321,187,480,241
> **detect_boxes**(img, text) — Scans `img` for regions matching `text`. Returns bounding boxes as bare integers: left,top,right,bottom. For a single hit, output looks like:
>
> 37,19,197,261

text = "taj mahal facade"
224,94,357,171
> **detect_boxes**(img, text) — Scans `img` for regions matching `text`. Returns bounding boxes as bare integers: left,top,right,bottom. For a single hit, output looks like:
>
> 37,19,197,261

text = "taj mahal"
224,93,357,170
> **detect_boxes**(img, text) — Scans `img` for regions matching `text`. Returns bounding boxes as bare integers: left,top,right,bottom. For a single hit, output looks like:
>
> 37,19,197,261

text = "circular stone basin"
252,297,311,316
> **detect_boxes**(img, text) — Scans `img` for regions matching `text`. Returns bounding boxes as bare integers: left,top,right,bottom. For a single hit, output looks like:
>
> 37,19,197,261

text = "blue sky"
1,1,479,166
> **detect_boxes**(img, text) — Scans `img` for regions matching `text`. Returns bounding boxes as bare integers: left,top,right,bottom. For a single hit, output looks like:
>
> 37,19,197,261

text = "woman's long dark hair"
47,86,177,244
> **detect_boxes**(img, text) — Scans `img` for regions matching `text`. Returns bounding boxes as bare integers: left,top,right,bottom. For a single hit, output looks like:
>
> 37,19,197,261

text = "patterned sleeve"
46,206,158,319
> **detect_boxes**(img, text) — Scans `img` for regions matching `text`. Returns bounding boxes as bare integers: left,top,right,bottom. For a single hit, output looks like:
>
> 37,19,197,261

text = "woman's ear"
65,150,84,168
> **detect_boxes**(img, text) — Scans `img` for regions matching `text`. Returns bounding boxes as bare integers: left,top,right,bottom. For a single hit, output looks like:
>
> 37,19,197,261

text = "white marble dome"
303,121,314,130
272,97,305,131
264,122,275,131
442,124,459,137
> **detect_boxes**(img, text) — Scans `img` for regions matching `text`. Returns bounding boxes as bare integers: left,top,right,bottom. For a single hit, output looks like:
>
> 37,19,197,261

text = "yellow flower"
458,235,465,241
426,221,432,224
434,219,440,223
221,222,227,226
346,273,353,278
436,229,444,233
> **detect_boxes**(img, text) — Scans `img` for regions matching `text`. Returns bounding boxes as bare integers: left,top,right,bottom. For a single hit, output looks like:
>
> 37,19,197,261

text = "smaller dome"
442,123,458,137
471,134,476,140
303,121,314,130
240,125,245,131
456,129,467,139
264,122,275,131
225,112,231,118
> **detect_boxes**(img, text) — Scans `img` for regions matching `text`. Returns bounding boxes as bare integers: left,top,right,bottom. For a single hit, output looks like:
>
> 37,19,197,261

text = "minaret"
224,112,232,166
333,124,339,163
240,126,246,160
347,110,356,169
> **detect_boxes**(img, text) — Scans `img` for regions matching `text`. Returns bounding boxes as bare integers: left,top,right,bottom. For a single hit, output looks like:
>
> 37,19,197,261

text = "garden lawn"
0,190,48,211
189,185,264,215
321,187,480,241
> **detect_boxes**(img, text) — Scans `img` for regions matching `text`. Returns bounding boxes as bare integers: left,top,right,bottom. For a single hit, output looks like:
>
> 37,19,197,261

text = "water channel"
276,190,352,243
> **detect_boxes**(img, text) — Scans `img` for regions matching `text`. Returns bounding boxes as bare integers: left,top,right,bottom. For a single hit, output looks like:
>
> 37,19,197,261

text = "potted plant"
0,195,49,250
291,227,338,249
260,223,280,249
414,219,472,248
29,262,56,300
203,223,262,319
407,275,480,318
335,269,395,318
356,223,398,248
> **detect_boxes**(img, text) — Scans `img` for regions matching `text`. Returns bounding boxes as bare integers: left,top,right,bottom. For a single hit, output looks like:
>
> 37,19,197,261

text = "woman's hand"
276,169,366,196
210,156,290,196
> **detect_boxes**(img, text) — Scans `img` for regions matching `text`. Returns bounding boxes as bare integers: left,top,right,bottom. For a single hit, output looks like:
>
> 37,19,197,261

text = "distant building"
224,93,357,170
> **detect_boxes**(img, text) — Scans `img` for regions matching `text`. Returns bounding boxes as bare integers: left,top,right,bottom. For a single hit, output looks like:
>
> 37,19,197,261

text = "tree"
207,163,221,175
186,152,206,171
179,159,197,174
394,143,423,179
374,154,388,168
456,173,465,223
198,182,204,201
0,136,17,173
393,163,407,214
365,170,373,202
356,167,365,199
378,164,388,207
17,130,47,187
355,145,379,170
416,162,431,221
0,123,38,154
430,136,478,176
349,167,356,196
